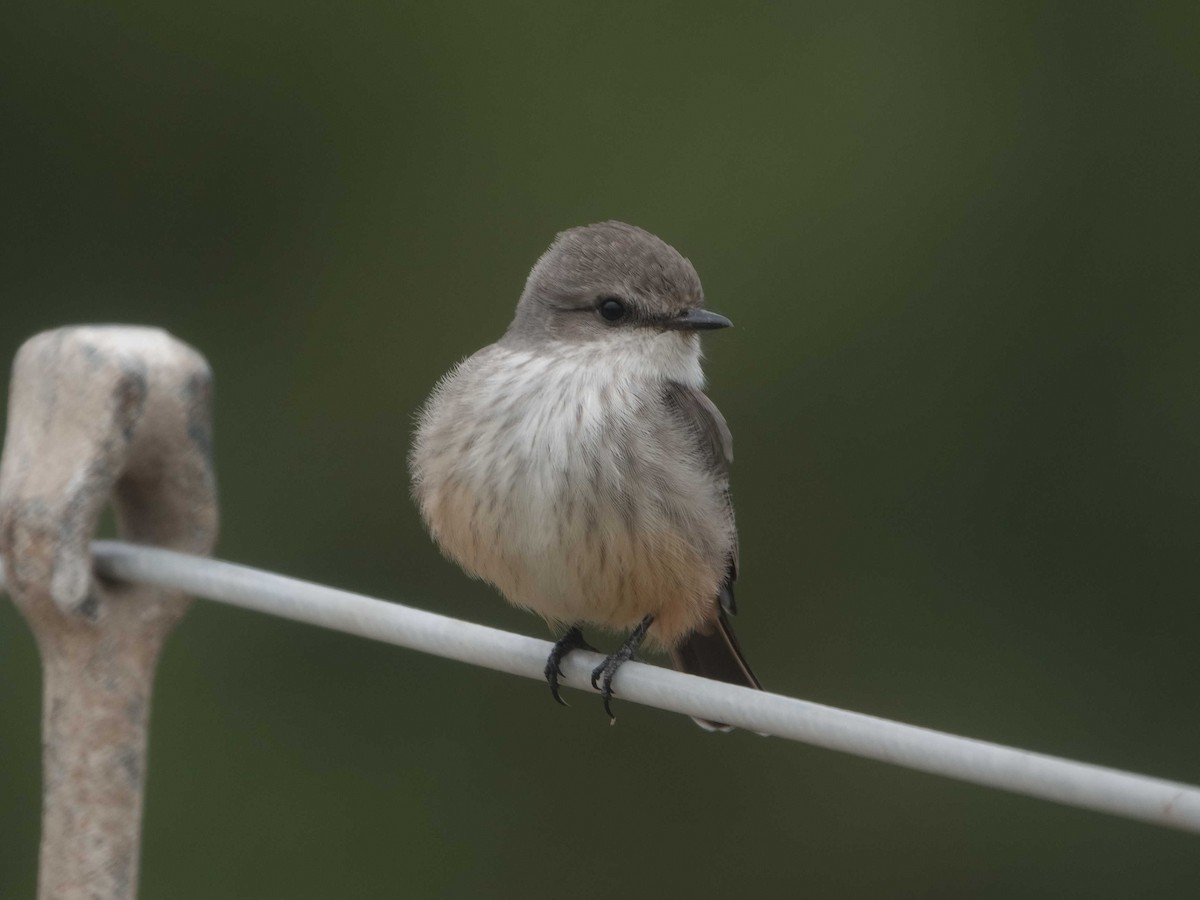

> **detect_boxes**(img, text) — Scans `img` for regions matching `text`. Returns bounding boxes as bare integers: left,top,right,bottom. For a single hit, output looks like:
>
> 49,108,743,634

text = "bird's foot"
544,626,595,706
590,614,654,723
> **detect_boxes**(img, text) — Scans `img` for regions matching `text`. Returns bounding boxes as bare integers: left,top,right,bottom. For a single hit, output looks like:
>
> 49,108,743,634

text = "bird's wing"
662,381,739,615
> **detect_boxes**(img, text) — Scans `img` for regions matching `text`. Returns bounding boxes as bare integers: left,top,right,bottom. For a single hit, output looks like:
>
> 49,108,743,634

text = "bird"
409,220,760,729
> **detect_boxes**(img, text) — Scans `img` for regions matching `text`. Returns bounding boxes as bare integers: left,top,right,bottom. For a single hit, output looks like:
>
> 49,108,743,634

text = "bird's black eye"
598,297,627,322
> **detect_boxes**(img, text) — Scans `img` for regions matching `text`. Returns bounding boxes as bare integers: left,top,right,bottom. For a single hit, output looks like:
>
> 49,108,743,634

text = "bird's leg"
544,625,595,706
590,614,655,722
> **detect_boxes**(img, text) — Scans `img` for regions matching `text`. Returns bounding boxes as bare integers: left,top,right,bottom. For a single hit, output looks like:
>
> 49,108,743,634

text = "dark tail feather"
670,611,762,732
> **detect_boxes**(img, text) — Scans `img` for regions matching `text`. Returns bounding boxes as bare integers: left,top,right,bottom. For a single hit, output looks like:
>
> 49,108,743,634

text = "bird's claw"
586,614,653,723
590,658,620,722
544,615,653,723
545,659,568,706
543,626,594,707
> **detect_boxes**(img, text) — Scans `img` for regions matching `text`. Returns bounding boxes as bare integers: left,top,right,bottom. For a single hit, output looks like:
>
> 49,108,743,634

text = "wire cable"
2,539,1198,835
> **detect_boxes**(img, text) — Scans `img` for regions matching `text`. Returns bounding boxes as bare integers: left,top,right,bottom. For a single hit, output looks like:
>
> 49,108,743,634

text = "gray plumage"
410,221,760,727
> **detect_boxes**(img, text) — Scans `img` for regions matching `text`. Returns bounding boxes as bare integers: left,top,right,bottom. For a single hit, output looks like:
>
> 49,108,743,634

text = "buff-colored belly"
412,344,725,647
421,452,717,647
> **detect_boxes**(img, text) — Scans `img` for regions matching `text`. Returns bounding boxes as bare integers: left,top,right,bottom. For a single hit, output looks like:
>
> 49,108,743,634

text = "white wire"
2,539,1198,835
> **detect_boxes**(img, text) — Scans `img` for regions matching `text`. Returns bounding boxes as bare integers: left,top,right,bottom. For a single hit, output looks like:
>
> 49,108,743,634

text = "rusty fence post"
0,326,218,900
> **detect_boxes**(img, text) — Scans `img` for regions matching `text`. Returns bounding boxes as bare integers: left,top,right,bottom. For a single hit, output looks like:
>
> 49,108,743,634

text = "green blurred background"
2,2,1198,896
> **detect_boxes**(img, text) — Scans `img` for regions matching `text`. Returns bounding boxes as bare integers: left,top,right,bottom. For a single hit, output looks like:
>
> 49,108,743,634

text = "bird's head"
504,222,730,378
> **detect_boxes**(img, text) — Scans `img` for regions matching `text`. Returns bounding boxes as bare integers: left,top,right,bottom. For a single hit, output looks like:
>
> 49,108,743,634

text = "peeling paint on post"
0,327,219,900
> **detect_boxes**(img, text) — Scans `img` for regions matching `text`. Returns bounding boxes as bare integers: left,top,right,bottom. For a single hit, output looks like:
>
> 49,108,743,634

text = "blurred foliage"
2,2,1199,897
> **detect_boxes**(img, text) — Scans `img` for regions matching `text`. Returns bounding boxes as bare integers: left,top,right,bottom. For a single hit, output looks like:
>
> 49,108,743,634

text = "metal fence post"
0,326,218,900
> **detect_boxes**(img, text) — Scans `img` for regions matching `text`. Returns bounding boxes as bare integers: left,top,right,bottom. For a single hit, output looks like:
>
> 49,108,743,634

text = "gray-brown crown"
505,221,705,343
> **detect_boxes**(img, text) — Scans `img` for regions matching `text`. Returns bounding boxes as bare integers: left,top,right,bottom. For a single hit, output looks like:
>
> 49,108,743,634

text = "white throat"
541,330,705,389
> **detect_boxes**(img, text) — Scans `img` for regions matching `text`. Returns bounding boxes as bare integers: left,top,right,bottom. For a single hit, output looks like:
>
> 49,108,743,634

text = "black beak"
663,308,733,331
